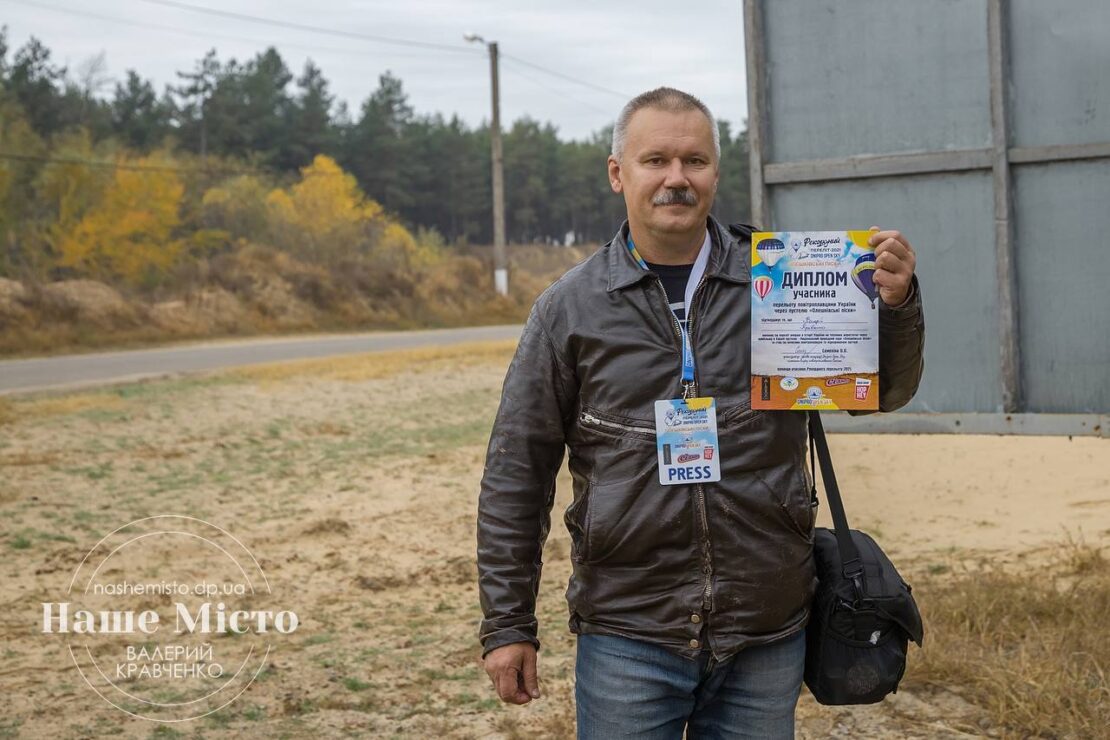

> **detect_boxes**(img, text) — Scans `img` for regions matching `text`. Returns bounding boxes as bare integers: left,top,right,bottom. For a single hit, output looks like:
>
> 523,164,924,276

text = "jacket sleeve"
476,299,578,658
850,273,926,415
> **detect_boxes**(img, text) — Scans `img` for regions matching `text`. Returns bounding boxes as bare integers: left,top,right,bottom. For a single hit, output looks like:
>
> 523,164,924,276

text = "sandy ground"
0,341,1106,739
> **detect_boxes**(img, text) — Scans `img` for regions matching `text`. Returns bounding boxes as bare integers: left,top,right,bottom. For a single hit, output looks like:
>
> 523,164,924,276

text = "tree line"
0,29,751,284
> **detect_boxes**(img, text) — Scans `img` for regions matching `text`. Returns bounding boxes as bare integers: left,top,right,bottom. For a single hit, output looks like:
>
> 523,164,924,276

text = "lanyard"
626,231,711,394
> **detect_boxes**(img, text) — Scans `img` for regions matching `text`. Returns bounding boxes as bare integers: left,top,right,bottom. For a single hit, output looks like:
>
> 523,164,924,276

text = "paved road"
0,325,523,396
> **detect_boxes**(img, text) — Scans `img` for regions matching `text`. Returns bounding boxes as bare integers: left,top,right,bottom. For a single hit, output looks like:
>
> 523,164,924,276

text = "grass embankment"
0,243,588,358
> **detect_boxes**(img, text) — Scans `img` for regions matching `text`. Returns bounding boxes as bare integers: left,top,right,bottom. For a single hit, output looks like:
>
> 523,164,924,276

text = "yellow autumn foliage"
35,129,110,230
57,155,184,284
265,155,385,261
201,175,270,239
374,221,443,270
260,155,441,270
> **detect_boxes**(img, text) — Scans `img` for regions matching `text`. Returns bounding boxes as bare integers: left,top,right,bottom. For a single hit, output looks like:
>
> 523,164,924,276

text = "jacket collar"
606,215,751,292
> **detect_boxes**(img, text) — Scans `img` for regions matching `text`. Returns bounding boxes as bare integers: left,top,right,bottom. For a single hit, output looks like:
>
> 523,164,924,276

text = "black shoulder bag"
804,411,925,705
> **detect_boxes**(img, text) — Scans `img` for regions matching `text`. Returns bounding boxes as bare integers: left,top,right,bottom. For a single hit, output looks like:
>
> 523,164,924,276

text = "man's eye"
646,157,664,165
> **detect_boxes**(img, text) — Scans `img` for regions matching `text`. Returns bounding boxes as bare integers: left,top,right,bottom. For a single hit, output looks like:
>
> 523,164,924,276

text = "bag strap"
807,411,864,582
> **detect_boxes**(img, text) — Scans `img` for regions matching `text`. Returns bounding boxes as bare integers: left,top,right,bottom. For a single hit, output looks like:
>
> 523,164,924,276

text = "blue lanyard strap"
626,239,649,270
627,236,698,391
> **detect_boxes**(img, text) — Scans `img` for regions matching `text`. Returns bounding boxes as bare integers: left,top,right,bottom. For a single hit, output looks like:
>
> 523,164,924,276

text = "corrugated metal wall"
744,0,1110,414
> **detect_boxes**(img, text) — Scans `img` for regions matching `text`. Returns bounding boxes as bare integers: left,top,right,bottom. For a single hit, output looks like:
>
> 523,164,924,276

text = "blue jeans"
575,629,806,739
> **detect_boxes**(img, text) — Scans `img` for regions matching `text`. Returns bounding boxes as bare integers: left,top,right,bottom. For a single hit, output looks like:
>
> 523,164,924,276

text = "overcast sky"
2,0,750,141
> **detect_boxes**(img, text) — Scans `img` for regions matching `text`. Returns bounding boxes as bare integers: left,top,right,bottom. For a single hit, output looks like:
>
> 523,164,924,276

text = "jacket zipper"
684,274,715,615
580,411,653,435
653,272,716,616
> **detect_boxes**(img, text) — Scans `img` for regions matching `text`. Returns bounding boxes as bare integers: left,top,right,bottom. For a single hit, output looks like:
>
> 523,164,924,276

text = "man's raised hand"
868,226,917,307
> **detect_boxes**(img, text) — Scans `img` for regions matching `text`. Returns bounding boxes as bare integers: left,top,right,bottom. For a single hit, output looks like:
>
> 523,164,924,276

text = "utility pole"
465,33,509,296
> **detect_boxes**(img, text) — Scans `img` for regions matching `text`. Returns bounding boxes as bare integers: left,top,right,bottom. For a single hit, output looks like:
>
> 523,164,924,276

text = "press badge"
654,398,721,485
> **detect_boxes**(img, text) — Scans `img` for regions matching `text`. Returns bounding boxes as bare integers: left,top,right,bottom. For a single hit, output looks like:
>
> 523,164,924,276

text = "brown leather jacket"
477,216,924,661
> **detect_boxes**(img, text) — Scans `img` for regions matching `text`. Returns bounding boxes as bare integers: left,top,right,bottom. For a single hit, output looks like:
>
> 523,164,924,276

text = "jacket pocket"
576,405,656,489
565,482,592,564
754,465,816,540
717,402,762,432
572,404,692,564
581,466,687,565
786,465,818,538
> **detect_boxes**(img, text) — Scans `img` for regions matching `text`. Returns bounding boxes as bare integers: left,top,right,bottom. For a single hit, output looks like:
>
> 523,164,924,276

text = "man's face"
608,106,719,238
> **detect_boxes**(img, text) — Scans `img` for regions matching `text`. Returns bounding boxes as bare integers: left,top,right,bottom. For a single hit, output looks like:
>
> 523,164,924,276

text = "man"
476,87,923,738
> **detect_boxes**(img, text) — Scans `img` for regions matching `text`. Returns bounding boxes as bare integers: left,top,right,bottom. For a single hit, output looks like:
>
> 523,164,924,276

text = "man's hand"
484,642,541,705
868,226,917,307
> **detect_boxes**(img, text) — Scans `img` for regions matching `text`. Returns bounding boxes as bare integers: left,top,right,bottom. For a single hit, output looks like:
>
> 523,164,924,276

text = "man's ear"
607,155,623,194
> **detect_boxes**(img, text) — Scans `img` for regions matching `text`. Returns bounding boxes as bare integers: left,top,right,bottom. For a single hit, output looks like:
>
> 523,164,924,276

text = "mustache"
653,189,698,206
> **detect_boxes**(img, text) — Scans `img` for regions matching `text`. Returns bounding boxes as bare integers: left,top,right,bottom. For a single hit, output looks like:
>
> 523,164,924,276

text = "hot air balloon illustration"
752,263,774,301
754,275,774,300
851,252,880,308
756,237,786,267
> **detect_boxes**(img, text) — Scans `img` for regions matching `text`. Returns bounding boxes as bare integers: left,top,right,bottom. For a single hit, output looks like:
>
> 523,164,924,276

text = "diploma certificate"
751,230,879,410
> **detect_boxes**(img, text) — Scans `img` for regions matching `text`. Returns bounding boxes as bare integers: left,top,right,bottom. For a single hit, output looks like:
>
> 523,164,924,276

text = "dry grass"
231,339,518,384
908,538,1110,738
14,393,129,420
3,338,1106,737
0,391,131,424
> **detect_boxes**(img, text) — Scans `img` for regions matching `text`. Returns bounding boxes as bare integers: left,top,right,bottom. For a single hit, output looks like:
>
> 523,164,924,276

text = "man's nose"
662,158,690,188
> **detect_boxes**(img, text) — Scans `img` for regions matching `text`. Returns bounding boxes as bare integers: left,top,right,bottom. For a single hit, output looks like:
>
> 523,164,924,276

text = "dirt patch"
0,343,1105,738
303,518,354,536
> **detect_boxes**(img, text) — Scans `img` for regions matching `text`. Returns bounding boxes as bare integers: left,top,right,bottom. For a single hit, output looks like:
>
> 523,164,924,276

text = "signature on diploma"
800,316,825,332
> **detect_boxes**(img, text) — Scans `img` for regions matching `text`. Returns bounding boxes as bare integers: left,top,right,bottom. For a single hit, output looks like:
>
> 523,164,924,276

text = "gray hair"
611,87,720,163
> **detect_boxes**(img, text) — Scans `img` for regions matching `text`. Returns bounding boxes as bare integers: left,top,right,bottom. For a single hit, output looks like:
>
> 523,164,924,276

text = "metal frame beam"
760,143,1110,186
743,0,771,229
764,149,992,185
823,412,1107,437
988,0,1022,413
1008,141,1110,164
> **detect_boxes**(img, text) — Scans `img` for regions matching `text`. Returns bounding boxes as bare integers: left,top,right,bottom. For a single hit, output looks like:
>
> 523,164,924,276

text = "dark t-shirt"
645,261,694,329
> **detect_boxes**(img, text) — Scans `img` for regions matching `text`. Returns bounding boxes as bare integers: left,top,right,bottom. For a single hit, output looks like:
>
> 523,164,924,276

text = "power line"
500,58,611,116
134,0,482,55
0,152,364,180
1,0,441,62
8,0,628,105
133,0,626,101
0,151,272,176
500,52,629,99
